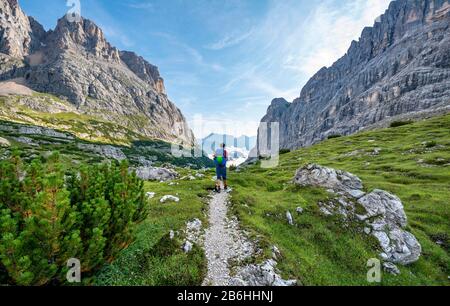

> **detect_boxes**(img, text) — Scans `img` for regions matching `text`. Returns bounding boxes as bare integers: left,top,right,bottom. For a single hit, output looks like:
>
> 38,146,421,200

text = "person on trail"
213,143,228,193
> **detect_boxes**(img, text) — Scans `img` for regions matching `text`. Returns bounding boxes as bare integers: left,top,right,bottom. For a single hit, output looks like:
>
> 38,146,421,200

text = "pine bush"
0,151,147,285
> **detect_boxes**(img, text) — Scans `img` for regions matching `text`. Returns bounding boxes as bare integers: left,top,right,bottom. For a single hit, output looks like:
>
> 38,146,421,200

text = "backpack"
215,149,227,167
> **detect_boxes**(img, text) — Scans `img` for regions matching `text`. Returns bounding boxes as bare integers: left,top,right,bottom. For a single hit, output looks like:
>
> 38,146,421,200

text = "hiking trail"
202,184,254,286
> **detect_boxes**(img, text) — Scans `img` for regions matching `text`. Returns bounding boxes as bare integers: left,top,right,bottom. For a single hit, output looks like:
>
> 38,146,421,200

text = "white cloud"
151,32,224,72
99,23,134,48
281,0,392,76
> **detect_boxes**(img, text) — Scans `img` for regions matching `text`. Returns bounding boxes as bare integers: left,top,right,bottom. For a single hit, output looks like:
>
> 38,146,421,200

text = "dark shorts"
216,166,227,180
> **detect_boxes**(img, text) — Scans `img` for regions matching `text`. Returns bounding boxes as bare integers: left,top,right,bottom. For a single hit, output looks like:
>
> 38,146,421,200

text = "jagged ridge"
258,0,450,151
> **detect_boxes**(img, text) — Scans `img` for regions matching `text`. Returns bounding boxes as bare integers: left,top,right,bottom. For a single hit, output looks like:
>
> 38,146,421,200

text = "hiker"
213,143,228,193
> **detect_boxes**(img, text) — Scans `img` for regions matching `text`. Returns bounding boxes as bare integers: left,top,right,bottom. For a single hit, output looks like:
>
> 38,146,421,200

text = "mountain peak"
50,16,121,62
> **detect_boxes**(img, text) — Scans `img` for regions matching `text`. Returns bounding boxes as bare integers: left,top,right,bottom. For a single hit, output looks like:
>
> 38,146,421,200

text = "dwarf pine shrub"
0,150,146,285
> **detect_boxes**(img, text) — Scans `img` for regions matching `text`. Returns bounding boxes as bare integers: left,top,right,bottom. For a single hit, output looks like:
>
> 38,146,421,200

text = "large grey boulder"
357,190,421,265
135,166,178,181
294,164,422,266
294,164,363,195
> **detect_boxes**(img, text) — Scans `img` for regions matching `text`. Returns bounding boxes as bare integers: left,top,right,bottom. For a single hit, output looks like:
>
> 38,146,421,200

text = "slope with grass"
229,114,450,285
94,169,214,285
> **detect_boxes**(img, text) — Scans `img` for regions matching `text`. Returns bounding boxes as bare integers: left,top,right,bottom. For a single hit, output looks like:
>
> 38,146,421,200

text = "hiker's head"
221,143,226,149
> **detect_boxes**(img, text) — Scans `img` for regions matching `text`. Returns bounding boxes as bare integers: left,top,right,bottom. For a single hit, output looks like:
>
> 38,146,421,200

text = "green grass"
228,114,450,286
94,169,215,285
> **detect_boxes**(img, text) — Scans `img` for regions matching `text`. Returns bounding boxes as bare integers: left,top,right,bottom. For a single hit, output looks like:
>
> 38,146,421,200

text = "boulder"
136,167,178,181
230,260,296,286
294,164,363,196
358,190,421,265
294,164,422,266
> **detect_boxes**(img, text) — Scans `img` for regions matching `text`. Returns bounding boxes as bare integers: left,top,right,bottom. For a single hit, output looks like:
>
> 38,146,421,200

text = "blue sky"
20,0,391,138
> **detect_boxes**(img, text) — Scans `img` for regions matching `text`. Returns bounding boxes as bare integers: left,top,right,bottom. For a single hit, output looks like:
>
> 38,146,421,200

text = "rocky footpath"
257,0,450,152
202,185,296,286
294,164,422,272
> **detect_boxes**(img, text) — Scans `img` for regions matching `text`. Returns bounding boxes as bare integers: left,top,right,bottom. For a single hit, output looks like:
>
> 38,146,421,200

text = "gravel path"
202,186,253,286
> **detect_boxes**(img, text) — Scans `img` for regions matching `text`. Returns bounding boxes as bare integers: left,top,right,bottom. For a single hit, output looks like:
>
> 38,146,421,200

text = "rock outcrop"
294,164,422,268
135,166,179,181
0,0,195,145
258,0,450,151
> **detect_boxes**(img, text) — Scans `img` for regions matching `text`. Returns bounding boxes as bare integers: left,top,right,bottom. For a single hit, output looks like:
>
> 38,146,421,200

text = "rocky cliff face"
0,0,195,145
258,0,450,151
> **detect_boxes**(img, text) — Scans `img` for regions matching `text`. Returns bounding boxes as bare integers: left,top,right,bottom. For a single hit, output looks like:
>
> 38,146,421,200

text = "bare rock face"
0,0,195,145
258,0,450,151
0,0,41,58
294,164,422,266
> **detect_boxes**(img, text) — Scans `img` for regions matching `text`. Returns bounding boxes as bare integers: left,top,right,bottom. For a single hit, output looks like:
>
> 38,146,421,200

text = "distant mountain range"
200,133,257,166
257,0,450,153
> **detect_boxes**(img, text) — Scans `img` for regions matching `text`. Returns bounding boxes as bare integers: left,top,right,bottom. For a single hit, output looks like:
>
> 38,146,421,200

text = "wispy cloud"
205,28,254,50
126,1,154,11
99,23,134,48
151,32,224,72
219,0,391,101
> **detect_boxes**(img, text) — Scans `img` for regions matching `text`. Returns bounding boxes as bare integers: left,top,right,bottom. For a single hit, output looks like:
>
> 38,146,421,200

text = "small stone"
160,195,180,203
146,192,155,199
272,246,281,260
296,207,304,214
182,241,193,253
169,230,175,239
383,262,401,275
286,211,294,225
